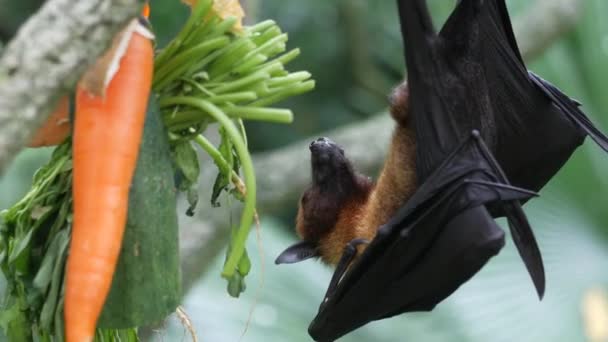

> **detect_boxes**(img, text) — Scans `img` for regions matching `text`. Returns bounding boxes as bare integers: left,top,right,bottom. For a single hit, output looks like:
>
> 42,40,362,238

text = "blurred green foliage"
2,0,608,341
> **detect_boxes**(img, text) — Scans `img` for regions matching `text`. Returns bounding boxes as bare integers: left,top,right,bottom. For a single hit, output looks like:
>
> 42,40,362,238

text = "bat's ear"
275,240,320,265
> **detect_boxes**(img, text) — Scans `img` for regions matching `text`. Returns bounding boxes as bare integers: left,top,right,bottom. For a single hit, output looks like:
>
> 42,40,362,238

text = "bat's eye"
339,148,345,156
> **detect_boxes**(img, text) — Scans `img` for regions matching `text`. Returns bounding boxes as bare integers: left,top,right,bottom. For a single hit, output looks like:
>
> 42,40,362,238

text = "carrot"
29,3,150,149
64,18,154,342
28,96,71,147
142,3,150,19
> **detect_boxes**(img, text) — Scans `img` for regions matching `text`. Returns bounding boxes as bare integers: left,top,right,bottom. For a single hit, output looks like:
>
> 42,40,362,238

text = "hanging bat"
278,83,416,267
276,0,608,341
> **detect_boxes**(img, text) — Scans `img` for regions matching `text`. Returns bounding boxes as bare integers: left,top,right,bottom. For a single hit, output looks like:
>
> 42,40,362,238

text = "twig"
175,306,198,342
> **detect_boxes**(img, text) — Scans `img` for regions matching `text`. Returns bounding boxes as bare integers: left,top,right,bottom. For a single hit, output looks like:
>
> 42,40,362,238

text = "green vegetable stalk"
0,142,73,341
156,0,314,296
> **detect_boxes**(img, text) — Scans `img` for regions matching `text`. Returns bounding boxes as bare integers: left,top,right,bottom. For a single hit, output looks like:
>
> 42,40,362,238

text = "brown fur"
295,82,416,266
356,83,416,240
317,192,370,264
356,124,416,242
296,173,373,264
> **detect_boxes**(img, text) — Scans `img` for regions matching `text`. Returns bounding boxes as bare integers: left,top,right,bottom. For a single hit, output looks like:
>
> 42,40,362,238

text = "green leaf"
38,230,68,330
172,141,200,187
210,127,235,207
8,229,33,265
0,301,30,342
211,172,230,208
218,127,234,169
32,230,66,292
30,206,52,220
186,186,199,217
53,296,64,342
0,302,19,332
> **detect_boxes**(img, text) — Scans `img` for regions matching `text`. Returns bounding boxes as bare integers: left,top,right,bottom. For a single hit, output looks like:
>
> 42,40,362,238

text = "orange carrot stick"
64,19,153,342
142,3,150,19
29,3,150,149
28,96,71,147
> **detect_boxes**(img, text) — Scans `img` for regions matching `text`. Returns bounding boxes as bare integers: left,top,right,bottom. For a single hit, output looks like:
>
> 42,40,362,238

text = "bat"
275,0,608,341
278,83,416,267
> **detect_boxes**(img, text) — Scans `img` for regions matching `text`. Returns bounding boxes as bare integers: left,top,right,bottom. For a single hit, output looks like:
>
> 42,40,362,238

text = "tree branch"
0,0,144,175
179,0,586,292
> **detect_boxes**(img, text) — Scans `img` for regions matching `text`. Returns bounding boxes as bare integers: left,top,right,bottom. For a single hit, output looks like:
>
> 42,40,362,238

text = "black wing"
307,0,608,340
397,0,607,298
403,0,608,189
397,0,547,297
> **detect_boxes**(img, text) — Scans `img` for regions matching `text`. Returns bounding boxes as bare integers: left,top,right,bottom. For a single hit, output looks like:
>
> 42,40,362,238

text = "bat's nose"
309,137,334,151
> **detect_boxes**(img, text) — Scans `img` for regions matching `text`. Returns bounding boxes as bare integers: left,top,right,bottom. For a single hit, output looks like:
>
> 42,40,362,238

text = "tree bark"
0,0,144,175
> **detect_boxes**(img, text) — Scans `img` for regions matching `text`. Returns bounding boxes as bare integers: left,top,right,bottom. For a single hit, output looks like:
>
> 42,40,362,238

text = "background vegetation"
2,0,608,341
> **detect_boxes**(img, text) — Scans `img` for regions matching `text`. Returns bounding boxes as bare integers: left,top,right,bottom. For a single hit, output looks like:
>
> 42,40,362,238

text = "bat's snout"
309,137,344,165
309,137,350,184
310,137,344,156
309,137,336,152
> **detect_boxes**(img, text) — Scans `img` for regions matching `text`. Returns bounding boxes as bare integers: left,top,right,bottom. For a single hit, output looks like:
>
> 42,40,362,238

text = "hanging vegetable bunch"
154,0,314,294
0,0,314,341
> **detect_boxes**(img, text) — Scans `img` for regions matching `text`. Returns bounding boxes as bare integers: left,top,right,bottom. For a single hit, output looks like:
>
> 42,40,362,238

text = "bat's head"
276,137,373,265
309,137,353,186
296,137,359,244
